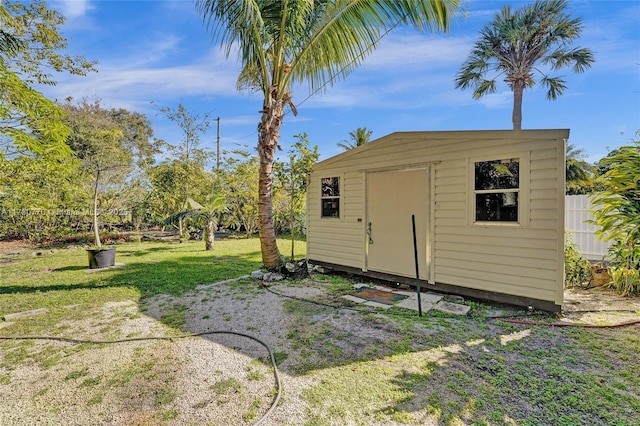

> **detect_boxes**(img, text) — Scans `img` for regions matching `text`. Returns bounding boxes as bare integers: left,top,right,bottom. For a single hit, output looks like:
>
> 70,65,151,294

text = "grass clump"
209,377,243,395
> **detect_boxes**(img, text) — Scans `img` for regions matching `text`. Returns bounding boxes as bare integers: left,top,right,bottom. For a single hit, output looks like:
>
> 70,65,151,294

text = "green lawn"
0,238,305,316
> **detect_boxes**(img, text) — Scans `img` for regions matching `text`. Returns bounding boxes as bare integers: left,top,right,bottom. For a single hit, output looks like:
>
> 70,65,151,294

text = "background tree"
0,0,97,241
215,149,260,238
565,143,596,194
1,0,96,158
153,102,212,240
0,154,85,240
454,0,595,130
274,133,319,259
197,0,460,269
337,127,373,151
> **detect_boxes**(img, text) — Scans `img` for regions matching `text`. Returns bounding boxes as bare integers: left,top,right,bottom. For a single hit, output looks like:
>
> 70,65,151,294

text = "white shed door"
366,168,429,279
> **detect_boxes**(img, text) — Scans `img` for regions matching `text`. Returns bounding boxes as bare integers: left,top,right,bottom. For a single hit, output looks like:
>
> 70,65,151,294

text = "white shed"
306,129,569,311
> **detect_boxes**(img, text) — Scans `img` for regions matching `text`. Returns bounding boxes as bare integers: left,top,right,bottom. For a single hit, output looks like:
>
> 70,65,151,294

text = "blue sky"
44,0,639,164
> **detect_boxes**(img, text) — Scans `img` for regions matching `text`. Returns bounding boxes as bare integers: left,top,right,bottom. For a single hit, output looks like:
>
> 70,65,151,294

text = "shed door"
366,168,429,279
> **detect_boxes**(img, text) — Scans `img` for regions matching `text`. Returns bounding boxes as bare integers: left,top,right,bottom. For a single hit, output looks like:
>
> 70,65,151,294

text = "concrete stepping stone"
395,298,436,312
3,308,49,321
391,289,443,302
341,295,366,304
353,283,371,289
363,301,392,309
84,263,126,273
434,301,471,315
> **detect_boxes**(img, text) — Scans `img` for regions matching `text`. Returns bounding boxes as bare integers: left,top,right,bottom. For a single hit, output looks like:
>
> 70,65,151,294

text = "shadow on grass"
53,265,87,272
116,243,183,258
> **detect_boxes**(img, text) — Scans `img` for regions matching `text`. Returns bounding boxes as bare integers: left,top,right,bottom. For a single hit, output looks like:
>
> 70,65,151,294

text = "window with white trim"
321,177,340,218
474,159,519,222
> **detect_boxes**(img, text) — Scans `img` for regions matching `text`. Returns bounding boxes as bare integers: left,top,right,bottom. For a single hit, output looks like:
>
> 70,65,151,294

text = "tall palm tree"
337,127,373,151
454,0,595,130
197,0,460,269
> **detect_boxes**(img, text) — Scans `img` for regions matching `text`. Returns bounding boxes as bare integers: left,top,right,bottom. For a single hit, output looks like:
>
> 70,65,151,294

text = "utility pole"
216,117,220,169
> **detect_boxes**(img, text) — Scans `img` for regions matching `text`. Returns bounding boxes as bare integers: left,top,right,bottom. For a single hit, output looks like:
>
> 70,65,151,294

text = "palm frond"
541,75,567,100
473,79,497,99
292,0,460,94
164,210,200,226
198,0,461,99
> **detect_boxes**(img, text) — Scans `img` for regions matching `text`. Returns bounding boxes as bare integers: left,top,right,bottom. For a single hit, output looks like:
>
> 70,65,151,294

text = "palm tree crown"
454,0,595,130
337,127,373,151
197,0,461,268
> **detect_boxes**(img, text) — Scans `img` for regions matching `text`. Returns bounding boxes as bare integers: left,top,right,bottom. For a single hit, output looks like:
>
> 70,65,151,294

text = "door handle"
367,222,373,244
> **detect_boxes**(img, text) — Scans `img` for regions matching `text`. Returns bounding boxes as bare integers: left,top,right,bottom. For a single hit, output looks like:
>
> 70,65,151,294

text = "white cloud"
360,33,473,71
43,62,241,110
51,0,94,19
477,91,512,109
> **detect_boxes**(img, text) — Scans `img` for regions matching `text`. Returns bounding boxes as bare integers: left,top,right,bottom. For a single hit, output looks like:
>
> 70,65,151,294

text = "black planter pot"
87,247,116,269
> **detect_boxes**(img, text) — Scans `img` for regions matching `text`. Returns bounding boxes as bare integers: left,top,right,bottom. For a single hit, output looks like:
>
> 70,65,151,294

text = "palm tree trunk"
257,87,284,269
512,84,524,130
204,216,215,250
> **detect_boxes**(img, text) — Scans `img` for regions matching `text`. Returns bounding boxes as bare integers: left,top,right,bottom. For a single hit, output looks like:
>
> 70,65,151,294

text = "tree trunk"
290,178,295,260
512,84,524,130
257,87,284,269
92,170,102,247
204,216,215,251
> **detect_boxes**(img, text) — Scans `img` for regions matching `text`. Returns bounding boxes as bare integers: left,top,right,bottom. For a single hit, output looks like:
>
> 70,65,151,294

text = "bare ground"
0,271,639,425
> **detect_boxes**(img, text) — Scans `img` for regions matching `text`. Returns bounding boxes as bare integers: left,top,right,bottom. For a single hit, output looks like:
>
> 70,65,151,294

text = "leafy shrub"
564,234,591,288
609,266,640,297
591,138,640,295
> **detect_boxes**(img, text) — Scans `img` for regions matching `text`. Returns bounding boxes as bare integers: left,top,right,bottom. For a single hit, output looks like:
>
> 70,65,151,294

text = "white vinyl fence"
565,194,611,261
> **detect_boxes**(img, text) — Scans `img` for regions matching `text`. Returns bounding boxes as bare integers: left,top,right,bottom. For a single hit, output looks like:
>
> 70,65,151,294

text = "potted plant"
61,100,133,269
590,262,610,287
87,245,116,269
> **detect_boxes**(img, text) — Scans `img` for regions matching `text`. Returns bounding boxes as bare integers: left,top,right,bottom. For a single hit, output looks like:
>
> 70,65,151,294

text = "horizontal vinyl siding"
309,130,567,305
428,134,563,302
307,170,364,269
434,266,557,301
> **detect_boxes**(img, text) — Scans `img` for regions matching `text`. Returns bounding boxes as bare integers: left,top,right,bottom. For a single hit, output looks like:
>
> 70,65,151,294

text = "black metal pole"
412,214,422,317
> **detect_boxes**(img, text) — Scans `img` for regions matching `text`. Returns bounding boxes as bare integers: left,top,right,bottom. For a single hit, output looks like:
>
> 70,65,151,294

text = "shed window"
474,159,519,222
321,177,340,218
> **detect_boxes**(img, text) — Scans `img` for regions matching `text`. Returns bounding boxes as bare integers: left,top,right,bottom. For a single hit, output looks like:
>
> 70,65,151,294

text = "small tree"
62,99,155,247
165,195,227,251
275,133,319,259
590,137,640,295
215,149,260,238
153,102,212,240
